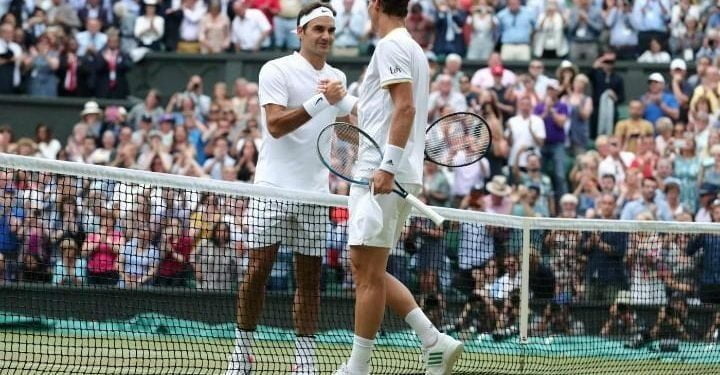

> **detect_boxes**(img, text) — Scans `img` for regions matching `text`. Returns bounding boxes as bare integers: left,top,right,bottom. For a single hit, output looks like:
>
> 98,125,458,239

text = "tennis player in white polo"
327,0,464,374
225,3,350,375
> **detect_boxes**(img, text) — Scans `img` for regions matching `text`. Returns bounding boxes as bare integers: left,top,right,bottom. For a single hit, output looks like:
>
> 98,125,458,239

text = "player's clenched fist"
318,79,346,105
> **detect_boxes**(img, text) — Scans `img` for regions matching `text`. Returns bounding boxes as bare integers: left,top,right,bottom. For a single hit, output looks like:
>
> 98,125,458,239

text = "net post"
519,224,531,345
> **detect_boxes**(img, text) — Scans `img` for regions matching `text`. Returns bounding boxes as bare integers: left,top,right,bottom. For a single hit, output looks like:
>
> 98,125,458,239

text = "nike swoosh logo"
315,97,323,106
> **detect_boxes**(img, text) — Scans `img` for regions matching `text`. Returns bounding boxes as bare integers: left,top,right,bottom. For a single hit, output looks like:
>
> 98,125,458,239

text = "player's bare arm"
373,81,414,195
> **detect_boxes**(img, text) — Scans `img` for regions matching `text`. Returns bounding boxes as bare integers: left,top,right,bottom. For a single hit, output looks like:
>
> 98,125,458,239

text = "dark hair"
211,222,231,247
377,0,410,18
642,176,658,186
296,2,336,28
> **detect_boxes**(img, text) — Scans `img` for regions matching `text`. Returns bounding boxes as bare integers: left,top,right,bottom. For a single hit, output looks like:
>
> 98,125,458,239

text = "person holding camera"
600,292,643,340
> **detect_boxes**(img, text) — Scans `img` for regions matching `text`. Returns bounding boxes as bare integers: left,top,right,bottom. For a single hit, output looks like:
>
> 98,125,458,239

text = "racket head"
316,122,383,185
425,112,492,168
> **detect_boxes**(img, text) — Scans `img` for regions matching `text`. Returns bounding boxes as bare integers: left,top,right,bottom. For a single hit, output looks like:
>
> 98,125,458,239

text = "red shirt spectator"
247,0,280,26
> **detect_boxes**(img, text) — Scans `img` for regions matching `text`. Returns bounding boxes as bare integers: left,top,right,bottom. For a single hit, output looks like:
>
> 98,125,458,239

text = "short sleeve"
375,39,412,89
258,62,288,107
254,10,272,33
531,117,546,139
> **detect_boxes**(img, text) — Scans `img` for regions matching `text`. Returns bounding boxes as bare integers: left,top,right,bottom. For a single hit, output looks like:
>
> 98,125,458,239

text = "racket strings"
425,113,491,167
317,123,381,181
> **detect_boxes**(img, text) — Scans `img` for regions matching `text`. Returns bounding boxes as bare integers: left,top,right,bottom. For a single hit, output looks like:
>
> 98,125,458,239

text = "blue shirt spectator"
497,2,535,44
583,231,628,286
606,6,638,48
641,73,679,124
687,229,720,304
620,178,673,221
631,0,670,32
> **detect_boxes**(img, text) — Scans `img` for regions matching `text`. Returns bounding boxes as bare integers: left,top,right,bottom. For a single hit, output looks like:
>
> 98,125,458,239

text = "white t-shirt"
256,52,347,192
357,28,429,185
505,114,545,168
231,9,272,51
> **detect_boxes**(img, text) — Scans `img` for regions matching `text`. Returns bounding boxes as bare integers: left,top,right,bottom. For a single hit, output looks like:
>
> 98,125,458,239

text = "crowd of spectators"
7,0,720,97
2,0,720,344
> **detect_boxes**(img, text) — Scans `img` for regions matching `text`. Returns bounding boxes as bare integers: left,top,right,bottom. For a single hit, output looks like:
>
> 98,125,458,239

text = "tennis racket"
425,111,492,168
317,122,445,226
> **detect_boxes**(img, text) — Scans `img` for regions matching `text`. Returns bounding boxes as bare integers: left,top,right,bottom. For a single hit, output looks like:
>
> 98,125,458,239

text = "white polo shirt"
256,52,347,193
505,113,546,168
356,27,429,185
231,9,272,51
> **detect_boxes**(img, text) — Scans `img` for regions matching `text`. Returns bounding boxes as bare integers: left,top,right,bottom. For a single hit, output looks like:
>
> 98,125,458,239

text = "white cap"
648,72,665,84
670,58,687,71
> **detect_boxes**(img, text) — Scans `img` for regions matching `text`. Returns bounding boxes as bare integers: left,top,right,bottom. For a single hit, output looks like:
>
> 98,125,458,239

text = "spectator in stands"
119,226,160,288
641,72,679,124
615,100,653,154
34,124,62,160
422,161,449,207
600,292,643,338
114,1,138,54
231,0,271,53
272,0,301,51
670,15,702,62
406,2,434,51
632,0,670,52
23,33,59,97
193,221,237,290
82,208,124,285
154,216,194,286
176,0,207,53
637,37,671,63
46,0,81,32
532,0,567,59
76,17,106,57
604,0,637,60
333,0,366,57
428,74,466,120
566,0,601,61
471,52,515,90
57,37,80,97
465,1,496,61
563,74,593,155
198,0,230,54
19,208,52,283
432,0,467,58
649,299,691,343
673,136,701,213
128,89,163,128
701,145,720,187
96,29,132,99
0,22,21,94
409,210,445,295
134,0,165,51
506,95,544,170
453,292,493,337
512,152,553,215
621,177,672,221
496,0,533,61
483,175,512,215
535,80,568,198
590,51,624,137
456,209,495,294
531,302,585,336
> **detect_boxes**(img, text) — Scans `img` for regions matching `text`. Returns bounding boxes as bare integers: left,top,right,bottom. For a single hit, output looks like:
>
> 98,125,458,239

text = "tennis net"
0,153,719,375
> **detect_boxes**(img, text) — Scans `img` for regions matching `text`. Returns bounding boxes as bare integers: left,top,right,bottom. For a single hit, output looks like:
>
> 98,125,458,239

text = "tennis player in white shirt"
225,3,350,375
326,0,464,374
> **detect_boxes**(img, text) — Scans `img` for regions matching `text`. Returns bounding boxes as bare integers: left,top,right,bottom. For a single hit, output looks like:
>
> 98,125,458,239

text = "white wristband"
336,94,358,115
379,145,404,175
303,93,331,117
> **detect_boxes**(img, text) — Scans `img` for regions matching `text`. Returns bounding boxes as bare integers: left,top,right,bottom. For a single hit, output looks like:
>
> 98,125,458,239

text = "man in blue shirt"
0,188,23,282
631,0,670,52
620,177,673,221
641,73,679,124
686,200,720,304
496,0,534,61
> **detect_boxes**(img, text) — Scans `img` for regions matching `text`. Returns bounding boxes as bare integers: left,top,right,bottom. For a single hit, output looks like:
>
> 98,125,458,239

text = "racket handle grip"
405,194,445,226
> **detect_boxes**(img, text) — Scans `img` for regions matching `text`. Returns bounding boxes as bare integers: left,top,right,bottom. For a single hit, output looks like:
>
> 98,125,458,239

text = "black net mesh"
0,160,719,374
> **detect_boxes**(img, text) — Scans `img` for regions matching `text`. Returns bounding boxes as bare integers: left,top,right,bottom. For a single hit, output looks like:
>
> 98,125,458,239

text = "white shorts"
348,184,422,249
247,198,329,257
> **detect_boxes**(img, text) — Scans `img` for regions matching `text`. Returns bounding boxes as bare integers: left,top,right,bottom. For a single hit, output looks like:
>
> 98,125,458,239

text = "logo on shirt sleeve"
389,65,403,75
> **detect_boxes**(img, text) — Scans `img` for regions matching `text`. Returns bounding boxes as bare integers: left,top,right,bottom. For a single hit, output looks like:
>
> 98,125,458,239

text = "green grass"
1,331,720,374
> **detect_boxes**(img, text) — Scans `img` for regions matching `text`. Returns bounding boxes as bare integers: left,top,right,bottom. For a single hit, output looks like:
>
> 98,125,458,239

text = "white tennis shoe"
225,353,254,375
421,333,464,375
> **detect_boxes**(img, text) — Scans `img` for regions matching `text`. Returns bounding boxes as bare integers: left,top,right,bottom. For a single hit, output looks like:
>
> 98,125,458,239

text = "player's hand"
318,79,346,105
372,169,394,195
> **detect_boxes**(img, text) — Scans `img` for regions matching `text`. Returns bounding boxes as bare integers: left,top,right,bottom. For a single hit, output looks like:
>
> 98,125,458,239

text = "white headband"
298,6,335,28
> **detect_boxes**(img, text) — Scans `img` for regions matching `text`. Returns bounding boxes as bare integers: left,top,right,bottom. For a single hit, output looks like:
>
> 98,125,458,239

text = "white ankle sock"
347,335,374,374
294,335,316,366
404,307,440,348
233,327,254,357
